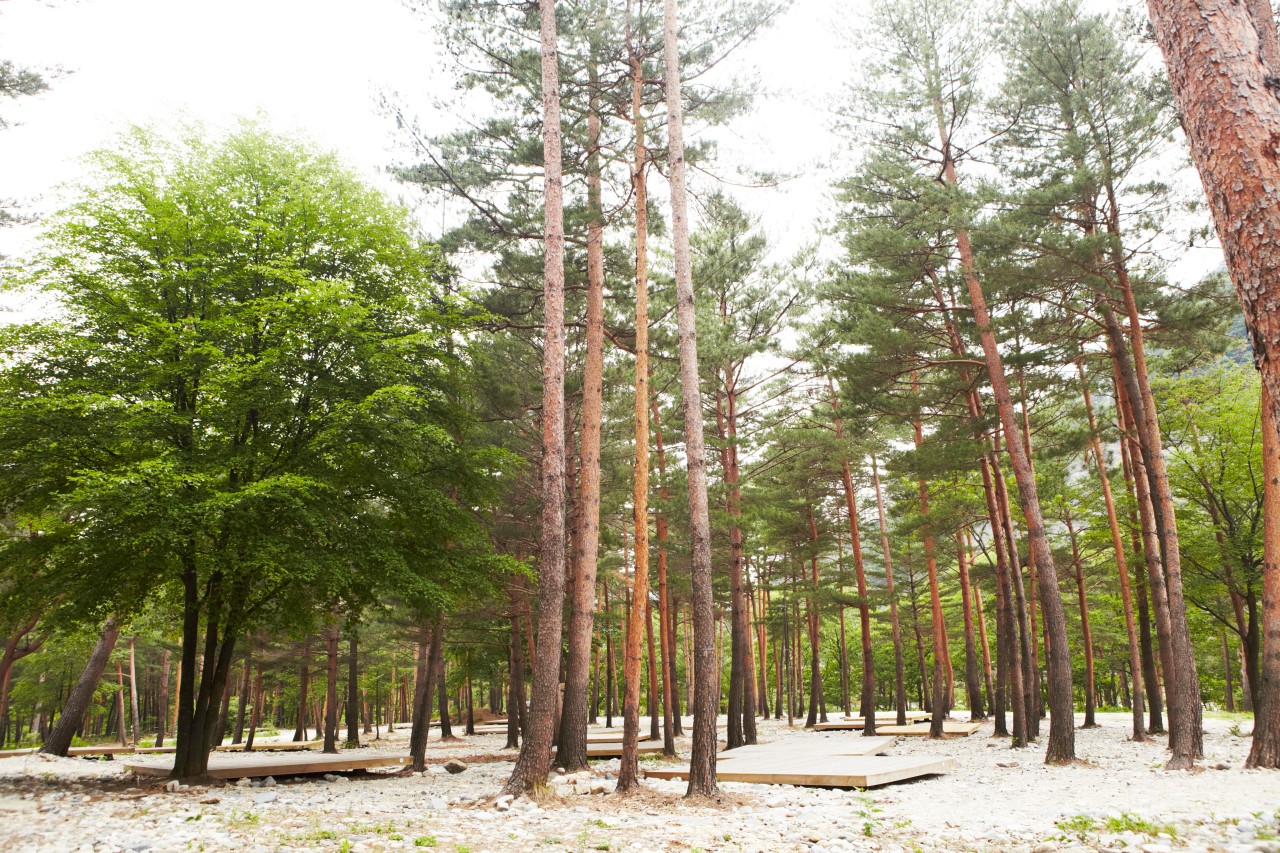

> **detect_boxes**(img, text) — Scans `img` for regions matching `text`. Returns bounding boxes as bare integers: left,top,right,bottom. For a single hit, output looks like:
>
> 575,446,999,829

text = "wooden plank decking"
126,752,411,779
814,713,931,731
584,742,665,758
645,753,955,787
877,721,983,737
720,736,897,760
215,739,323,752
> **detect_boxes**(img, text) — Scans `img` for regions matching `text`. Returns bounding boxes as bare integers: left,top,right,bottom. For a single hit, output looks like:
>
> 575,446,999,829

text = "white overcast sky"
0,0,1224,286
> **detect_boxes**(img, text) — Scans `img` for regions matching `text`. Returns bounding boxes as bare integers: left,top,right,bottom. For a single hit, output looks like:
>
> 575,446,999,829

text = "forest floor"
0,712,1277,852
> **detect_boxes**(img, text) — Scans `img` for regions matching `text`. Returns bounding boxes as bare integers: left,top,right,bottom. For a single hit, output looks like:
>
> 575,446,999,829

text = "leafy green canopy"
0,122,509,637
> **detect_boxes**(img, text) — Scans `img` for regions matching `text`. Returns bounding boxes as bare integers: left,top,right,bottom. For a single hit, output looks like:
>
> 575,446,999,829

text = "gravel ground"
0,712,1277,852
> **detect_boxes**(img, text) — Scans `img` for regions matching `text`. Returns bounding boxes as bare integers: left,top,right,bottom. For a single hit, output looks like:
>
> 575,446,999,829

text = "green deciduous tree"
0,122,501,778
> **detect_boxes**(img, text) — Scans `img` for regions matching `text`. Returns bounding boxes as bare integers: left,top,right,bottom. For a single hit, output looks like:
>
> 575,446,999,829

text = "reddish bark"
504,0,568,797
663,0,718,798
912,401,949,739
1079,358,1145,741
870,453,907,725
955,533,984,721
829,382,877,734
1249,388,1280,766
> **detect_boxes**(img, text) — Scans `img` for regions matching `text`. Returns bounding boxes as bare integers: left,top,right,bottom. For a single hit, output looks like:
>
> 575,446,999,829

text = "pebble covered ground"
1,712,1278,852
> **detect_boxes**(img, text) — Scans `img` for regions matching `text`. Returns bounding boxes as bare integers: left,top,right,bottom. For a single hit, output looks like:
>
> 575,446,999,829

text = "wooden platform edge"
125,754,412,779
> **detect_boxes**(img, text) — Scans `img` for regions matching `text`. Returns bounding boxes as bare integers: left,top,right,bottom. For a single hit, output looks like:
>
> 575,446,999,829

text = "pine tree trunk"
830,384,877,733
1110,271,1203,766
651,383,682,740
1107,318,1189,755
346,632,360,748
972,570,996,724
48,622,117,753
871,453,908,726
913,421,949,738
955,534,984,721
1248,388,1280,766
663,0,718,798
1079,358,1145,740
115,663,128,746
294,639,311,742
716,390,746,750
555,34,605,775
436,632,452,740
1146,0,1280,536
233,645,252,745
805,507,824,728
127,638,141,746
506,583,524,750
936,83,1074,759
246,659,263,751
410,617,443,772
981,450,1026,746
155,648,171,748
619,81,652,786
504,0,568,797
992,444,1037,744
323,622,339,754
1117,398,1166,734
1225,633,1237,714
1065,509,1097,728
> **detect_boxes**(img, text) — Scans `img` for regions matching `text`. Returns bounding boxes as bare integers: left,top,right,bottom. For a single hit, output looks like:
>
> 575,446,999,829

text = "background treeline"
0,0,1272,783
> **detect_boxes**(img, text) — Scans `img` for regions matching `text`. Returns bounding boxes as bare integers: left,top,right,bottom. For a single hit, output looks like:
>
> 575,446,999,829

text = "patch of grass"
388,833,404,841
298,829,339,842
339,841,351,853
587,818,611,829
226,810,259,828
414,837,437,848
1056,814,1097,839
1103,812,1176,839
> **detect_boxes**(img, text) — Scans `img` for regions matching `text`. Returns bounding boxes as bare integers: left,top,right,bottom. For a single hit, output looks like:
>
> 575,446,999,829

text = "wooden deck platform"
126,752,411,779
814,713,930,731
877,721,983,737
215,739,323,752
585,742,665,758
720,736,897,759
0,746,138,758
0,748,35,758
585,731,653,744
645,752,954,787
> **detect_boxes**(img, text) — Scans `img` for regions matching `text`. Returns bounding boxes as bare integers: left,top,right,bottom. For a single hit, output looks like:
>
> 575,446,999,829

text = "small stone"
234,778,252,788
443,760,468,774
1033,844,1058,853
199,796,221,805
164,780,180,793
262,776,277,787
495,800,510,812
1140,845,1171,853
253,791,279,805
998,761,1020,769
